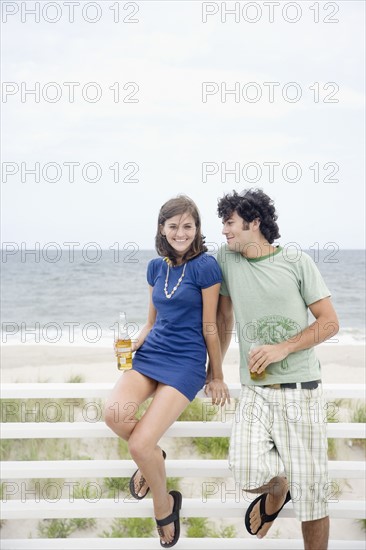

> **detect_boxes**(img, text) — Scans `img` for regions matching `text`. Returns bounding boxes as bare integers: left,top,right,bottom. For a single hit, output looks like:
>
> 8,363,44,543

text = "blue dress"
132,253,222,401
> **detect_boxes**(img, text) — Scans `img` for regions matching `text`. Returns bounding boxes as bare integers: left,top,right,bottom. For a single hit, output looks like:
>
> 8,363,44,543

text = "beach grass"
193,437,230,459
184,518,236,538
100,517,155,538
66,374,85,383
218,525,237,538
70,518,97,530
177,398,230,457
38,519,74,538
0,438,73,462
184,518,211,537
357,519,366,531
38,518,96,538
104,477,130,494
350,403,366,448
326,401,339,460
178,398,205,421
117,439,130,459
166,477,180,492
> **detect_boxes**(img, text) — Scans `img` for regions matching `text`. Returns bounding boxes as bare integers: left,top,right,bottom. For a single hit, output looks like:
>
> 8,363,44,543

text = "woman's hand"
205,366,212,386
114,340,138,355
204,378,230,406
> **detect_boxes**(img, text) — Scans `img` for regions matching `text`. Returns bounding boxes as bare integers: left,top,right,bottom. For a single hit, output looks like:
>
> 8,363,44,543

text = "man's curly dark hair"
217,188,281,244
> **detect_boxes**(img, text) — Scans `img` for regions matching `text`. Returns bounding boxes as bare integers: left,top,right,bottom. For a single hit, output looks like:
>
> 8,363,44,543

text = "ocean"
1,248,365,347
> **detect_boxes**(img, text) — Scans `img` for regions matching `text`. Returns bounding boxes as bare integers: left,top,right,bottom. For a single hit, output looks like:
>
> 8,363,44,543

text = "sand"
1,343,365,385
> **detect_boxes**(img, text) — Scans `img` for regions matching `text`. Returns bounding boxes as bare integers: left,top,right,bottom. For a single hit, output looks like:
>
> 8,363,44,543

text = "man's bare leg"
302,516,329,550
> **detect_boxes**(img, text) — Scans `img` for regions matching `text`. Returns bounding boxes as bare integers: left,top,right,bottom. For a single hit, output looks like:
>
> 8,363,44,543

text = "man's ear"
252,218,261,231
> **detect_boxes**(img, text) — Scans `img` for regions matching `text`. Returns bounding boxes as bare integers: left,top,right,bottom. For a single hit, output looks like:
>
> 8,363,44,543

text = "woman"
104,195,229,547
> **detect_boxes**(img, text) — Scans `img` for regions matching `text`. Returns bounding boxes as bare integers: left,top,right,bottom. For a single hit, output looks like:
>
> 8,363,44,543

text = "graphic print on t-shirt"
252,315,301,371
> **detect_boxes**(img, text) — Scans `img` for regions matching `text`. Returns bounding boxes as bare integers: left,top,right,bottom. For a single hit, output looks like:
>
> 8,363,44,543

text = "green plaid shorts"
229,384,330,521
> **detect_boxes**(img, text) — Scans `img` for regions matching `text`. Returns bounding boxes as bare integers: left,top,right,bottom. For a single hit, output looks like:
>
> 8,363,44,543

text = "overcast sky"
2,0,365,251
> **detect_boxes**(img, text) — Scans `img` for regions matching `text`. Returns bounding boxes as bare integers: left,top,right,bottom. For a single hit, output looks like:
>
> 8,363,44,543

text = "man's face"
221,210,253,252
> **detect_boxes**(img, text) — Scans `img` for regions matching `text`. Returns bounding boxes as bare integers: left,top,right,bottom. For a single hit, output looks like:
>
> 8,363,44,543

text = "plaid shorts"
229,384,329,521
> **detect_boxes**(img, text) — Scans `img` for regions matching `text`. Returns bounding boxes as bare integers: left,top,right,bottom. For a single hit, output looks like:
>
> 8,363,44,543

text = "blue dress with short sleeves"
132,253,222,401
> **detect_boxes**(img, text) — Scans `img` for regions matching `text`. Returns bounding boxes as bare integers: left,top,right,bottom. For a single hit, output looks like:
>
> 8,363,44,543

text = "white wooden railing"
1,383,365,550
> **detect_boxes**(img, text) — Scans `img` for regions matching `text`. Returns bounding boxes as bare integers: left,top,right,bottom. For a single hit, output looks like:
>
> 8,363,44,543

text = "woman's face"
161,212,197,258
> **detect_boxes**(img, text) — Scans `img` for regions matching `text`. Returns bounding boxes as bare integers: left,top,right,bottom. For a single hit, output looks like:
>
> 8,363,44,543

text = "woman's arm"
132,286,157,352
202,283,230,405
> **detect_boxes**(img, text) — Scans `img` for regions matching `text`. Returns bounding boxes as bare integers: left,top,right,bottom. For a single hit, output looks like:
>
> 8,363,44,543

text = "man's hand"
249,342,290,374
204,379,231,406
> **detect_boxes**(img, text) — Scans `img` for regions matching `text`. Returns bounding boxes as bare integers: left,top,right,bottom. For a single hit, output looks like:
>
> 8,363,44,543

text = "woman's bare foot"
132,469,149,498
155,493,175,545
130,449,166,499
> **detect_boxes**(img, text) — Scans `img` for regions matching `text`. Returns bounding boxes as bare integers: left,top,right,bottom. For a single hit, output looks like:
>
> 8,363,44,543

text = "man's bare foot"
249,488,290,538
155,493,175,545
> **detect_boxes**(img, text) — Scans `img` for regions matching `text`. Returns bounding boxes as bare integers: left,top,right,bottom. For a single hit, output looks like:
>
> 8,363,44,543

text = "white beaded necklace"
164,261,187,299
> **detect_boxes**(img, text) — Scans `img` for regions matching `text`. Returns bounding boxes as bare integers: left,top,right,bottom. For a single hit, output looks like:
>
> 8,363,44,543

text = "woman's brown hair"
155,195,207,265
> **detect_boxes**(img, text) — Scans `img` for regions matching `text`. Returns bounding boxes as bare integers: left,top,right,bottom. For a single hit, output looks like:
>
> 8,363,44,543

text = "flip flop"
129,449,167,500
155,490,182,548
245,490,291,536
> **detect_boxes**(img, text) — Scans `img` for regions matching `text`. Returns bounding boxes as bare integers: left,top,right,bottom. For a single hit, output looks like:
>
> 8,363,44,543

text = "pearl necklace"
164,261,187,299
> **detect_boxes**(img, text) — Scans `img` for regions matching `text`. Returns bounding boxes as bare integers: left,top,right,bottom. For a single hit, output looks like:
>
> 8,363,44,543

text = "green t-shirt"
217,245,331,385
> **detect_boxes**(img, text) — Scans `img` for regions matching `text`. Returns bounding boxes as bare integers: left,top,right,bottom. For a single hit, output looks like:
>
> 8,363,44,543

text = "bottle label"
115,336,132,370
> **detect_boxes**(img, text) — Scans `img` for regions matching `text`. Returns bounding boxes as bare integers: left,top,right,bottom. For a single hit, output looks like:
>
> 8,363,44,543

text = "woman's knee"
128,432,155,461
104,400,135,440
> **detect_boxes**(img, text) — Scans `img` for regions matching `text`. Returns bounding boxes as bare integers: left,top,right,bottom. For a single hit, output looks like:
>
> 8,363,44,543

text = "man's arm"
217,294,235,360
249,297,339,375
287,297,339,352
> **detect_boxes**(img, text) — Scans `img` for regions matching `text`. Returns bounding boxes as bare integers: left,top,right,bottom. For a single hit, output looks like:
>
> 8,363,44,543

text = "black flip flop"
156,490,182,548
129,449,167,500
245,490,291,535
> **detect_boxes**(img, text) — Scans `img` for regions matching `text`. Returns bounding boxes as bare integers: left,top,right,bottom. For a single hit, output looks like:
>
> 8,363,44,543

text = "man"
215,189,339,550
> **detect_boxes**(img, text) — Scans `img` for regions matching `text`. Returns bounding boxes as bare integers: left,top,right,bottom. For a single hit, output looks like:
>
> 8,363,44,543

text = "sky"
1,0,365,251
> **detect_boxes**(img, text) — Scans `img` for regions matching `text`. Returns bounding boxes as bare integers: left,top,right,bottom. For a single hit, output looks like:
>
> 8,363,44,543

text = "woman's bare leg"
104,370,158,495
128,383,189,545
